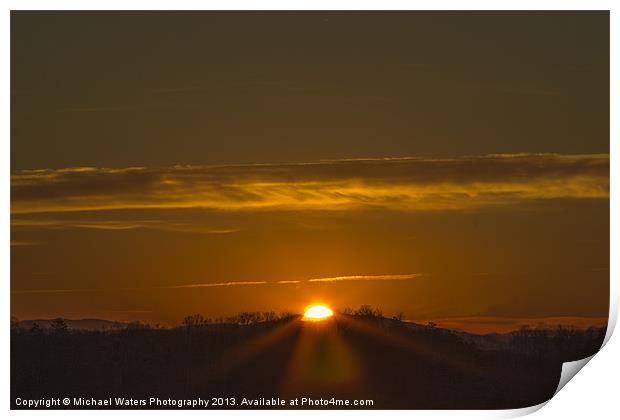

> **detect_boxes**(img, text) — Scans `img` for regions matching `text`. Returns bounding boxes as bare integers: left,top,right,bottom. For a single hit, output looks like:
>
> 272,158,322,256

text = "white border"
2,2,617,420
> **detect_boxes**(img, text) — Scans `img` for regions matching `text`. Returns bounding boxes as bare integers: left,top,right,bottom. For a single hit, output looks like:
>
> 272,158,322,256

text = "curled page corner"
551,304,615,399
554,355,595,396
496,401,548,418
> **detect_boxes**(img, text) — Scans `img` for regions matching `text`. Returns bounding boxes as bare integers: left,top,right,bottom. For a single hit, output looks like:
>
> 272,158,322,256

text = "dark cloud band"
11,154,609,214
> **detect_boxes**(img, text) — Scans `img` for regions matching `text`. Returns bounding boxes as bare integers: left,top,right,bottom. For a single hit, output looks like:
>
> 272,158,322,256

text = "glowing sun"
303,305,334,321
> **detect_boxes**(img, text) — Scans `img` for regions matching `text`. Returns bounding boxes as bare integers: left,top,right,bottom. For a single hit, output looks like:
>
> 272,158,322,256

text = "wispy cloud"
10,240,38,247
11,154,608,215
12,288,109,295
307,273,423,282
164,281,268,289
11,155,609,215
11,218,239,234
11,273,424,294
58,106,134,113
10,281,268,295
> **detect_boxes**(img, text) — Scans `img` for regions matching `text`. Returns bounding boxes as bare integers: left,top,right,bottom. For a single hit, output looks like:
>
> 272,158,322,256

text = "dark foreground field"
11,315,605,409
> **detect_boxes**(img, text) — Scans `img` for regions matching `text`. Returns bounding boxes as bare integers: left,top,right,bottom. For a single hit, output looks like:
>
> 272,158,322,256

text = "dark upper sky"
12,11,609,170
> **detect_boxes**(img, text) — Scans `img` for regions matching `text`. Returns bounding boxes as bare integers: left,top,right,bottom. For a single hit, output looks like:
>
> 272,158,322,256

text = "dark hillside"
11,315,605,409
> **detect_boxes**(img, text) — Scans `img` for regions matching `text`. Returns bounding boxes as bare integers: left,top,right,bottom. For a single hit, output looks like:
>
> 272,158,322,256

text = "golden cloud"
307,274,423,282
11,154,609,214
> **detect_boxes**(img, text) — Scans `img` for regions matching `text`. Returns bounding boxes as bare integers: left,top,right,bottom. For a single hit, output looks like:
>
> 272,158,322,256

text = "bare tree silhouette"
182,314,210,329
50,318,68,334
354,304,383,317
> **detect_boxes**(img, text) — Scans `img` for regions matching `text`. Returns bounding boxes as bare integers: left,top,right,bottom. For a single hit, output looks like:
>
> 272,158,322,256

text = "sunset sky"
11,11,609,329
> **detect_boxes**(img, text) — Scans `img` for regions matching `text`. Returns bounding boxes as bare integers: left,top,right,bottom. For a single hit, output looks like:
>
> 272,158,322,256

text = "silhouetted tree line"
341,304,383,317
182,311,295,329
338,305,402,321
10,311,299,336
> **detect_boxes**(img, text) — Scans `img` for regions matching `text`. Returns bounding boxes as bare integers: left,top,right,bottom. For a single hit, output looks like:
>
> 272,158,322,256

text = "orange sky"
10,12,609,330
